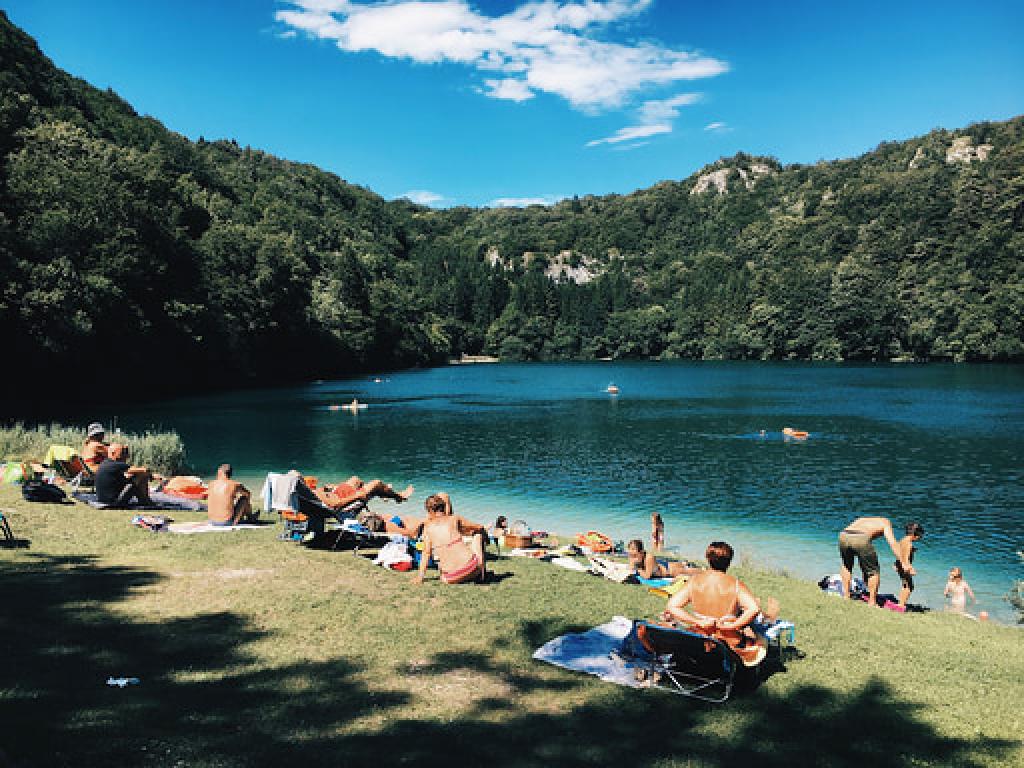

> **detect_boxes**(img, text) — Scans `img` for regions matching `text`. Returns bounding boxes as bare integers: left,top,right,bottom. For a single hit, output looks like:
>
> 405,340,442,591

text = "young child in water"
944,567,976,614
651,512,665,552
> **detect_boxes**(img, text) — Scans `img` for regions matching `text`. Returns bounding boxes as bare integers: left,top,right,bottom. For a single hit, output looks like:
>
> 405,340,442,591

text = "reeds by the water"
0,422,188,475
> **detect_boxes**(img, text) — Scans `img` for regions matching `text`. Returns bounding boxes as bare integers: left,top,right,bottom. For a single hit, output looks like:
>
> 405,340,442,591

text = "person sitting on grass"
313,475,414,510
207,464,253,526
81,422,108,470
412,493,488,585
838,516,914,607
626,539,698,580
661,540,765,666
95,443,152,507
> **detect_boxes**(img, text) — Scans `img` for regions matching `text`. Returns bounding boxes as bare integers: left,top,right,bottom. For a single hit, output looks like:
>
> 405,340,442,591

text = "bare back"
207,477,242,524
688,570,742,619
844,516,890,538
422,516,473,574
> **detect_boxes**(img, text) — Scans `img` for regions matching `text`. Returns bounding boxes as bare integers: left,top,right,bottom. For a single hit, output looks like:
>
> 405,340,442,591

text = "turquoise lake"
109,362,1024,624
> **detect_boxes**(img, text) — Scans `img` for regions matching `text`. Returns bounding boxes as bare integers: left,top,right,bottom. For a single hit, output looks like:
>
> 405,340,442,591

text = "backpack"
22,480,67,503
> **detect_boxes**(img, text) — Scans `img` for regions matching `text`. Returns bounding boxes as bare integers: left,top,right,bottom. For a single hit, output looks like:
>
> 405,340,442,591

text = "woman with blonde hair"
944,567,976,614
412,493,488,585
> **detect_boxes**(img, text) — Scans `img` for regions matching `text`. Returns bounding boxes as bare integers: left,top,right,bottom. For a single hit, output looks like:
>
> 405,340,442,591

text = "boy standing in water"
894,522,925,609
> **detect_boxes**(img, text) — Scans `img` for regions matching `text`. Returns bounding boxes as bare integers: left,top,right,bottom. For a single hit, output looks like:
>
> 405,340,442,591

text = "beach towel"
588,555,637,583
167,521,262,534
550,556,590,572
508,548,551,558
261,471,300,513
132,514,172,532
72,490,205,512
373,539,414,569
533,616,642,689
43,445,77,465
818,573,867,598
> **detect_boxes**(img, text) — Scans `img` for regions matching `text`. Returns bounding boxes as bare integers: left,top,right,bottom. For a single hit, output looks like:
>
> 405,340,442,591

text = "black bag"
22,480,67,503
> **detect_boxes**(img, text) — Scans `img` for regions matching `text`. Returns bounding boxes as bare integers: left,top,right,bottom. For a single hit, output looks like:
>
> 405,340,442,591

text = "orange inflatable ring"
576,530,614,553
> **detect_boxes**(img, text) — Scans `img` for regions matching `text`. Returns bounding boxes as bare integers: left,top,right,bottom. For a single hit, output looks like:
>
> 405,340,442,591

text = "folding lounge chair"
262,472,369,546
622,620,759,703
752,619,796,659
44,445,94,489
0,508,13,545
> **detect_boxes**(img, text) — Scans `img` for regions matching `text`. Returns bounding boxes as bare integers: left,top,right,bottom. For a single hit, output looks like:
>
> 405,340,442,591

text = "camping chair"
620,620,763,703
44,445,94,489
261,472,368,545
0,508,13,545
752,619,796,660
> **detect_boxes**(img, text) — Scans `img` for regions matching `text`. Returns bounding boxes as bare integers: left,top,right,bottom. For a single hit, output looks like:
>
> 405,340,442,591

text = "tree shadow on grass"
0,553,405,768
0,555,1014,768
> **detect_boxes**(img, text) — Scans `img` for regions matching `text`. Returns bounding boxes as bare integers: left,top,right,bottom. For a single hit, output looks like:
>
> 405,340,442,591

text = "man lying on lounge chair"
312,476,414,510
94,443,153,507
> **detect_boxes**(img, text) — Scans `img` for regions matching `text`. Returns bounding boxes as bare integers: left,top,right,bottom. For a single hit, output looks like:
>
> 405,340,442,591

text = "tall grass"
0,423,188,475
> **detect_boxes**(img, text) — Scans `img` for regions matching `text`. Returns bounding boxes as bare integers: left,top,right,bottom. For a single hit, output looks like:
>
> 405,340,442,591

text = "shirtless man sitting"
838,516,915,607
313,475,414,510
207,464,253,526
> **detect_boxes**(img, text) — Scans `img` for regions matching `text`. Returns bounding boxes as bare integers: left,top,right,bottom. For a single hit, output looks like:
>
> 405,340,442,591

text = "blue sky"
6,1,1023,207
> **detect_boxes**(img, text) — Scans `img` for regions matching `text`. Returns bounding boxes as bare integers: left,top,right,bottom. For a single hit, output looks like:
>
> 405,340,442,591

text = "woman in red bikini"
412,493,488,585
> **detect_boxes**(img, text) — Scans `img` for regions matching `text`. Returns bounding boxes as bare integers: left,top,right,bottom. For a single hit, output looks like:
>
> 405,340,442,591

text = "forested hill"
1,12,1022,412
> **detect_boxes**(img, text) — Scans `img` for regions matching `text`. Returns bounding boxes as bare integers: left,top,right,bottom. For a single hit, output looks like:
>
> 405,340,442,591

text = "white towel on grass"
533,616,641,688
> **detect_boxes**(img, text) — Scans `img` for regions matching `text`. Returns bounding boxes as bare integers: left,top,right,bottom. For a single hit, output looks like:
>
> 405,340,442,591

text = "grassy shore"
0,486,1020,768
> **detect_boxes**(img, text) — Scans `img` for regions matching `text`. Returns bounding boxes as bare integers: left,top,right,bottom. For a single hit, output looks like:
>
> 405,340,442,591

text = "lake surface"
110,362,1024,624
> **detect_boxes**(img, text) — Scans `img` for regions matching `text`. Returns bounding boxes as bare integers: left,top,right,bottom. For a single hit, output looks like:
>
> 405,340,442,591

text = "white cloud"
704,121,729,132
489,196,558,207
586,91,699,147
401,189,445,205
483,78,534,102
586,122,670,146
276,1,727,111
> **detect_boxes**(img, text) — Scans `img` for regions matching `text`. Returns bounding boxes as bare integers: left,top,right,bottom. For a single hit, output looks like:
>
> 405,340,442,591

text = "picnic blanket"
72,490,205,512
533,616,641,689
167,521,262,534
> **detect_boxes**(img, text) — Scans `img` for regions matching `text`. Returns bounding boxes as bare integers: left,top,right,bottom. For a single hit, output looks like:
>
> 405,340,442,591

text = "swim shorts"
895,560,914,591
838,530,880,579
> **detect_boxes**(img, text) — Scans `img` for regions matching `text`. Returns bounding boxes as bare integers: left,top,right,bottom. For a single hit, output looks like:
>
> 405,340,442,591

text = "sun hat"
86,422,105,438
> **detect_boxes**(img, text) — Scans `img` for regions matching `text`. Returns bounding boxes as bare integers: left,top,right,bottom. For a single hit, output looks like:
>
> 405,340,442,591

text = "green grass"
0,423,189,475
0,486,1021,768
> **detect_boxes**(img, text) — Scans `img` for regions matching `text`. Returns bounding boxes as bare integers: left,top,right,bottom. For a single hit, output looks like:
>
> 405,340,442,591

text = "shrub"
0,423,188,476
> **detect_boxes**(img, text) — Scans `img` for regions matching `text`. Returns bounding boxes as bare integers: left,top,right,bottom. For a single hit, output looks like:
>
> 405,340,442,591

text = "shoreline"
235,475,1021,627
